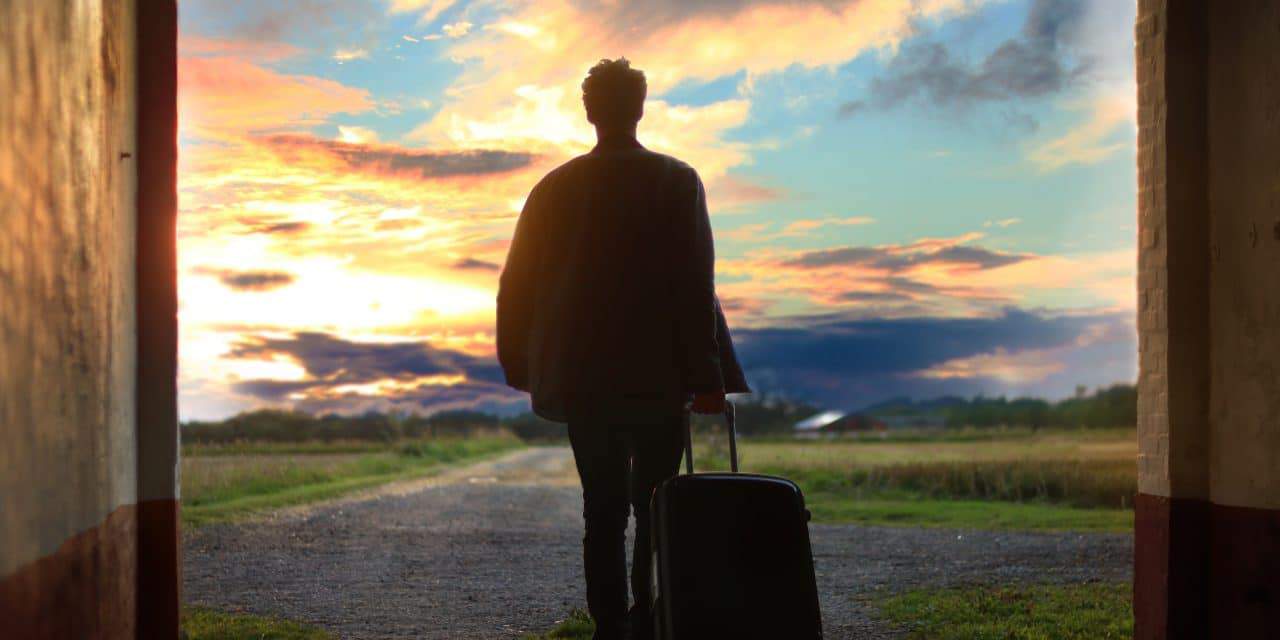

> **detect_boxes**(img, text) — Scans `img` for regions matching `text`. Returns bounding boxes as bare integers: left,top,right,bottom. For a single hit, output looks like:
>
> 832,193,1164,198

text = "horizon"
177,0,1139,421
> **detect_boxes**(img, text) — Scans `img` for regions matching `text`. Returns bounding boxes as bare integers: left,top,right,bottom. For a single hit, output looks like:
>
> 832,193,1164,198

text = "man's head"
582,58,646,131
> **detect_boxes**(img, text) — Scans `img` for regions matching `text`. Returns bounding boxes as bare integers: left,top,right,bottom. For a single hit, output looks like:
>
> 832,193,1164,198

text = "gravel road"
183,447,1133,639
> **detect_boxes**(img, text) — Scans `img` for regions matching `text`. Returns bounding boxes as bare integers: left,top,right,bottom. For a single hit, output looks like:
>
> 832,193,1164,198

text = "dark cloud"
782,243,1028,270
244,220,310,235
222,311,1135,417
258,134,537,180
221,271,296,291
839,290,914,303
836,100,866,118
193,267,297,292
838,0,1086,119
229,332,504,386
453,257,501,271
226,332,521,415
733,309,1136,410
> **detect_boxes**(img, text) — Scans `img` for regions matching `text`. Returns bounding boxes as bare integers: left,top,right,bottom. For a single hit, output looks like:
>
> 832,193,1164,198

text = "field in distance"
182,436,523,526
695,427,1136,532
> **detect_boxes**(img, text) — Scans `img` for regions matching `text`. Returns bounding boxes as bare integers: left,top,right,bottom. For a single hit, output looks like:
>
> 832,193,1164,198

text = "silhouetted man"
497,58,749,640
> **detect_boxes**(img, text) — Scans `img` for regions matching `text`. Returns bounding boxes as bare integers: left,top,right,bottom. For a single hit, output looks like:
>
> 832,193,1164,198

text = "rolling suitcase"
649,402,823,639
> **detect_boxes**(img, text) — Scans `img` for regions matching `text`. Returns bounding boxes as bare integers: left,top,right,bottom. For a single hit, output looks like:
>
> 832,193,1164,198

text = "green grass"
808,492,1133,531
181,607,332,639
877,582,1133,639
183,440,393,457
182,437,522,526
520,610,594,639
694,429,1136,531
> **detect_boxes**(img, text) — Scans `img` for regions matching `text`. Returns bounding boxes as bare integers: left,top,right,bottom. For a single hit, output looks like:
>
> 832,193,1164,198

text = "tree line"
180,384,1136,444
868,384,1137,430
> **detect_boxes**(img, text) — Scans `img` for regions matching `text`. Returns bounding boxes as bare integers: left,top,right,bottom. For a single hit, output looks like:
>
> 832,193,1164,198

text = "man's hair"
581,58,647,128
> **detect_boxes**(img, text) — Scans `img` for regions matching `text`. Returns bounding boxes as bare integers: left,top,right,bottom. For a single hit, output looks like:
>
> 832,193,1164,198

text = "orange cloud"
179,56,374,138
716,233,1134,324
179,35,302,61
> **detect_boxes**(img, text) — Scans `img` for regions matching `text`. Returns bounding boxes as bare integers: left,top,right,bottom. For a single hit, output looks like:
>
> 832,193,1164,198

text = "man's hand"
691,391,726,415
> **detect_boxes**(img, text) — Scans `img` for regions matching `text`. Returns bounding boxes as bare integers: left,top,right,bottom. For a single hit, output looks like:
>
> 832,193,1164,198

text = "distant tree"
503,412,565,442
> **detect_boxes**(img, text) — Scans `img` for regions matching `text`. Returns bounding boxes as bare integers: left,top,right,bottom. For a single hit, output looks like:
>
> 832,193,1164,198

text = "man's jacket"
496,136,750,422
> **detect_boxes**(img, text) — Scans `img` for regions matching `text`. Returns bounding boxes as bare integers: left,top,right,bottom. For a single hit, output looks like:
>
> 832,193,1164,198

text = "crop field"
181,437,523,526
696,428,1137,531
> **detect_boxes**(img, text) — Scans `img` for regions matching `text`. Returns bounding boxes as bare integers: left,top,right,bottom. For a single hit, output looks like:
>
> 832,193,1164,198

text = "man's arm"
496,182,544,391
672,167,725,404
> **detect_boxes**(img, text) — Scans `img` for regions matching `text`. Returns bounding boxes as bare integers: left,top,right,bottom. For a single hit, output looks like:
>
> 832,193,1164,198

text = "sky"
177,0,1139,421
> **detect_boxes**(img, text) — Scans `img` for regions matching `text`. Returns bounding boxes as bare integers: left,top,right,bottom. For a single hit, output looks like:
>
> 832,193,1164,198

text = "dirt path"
183,447,1133,639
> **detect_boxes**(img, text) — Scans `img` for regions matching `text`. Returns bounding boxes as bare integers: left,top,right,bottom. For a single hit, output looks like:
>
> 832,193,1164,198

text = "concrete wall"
1207,0,1280,513
1205,1,1280,635
0,2,180,638
1136,1,1280,638
1,0,137,587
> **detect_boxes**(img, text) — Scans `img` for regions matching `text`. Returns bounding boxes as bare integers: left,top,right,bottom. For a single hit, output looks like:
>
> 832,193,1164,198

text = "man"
496,58,749,640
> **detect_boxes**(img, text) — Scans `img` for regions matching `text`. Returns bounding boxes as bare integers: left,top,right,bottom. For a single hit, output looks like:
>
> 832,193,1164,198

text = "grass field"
182,437,523,526
182,607,332,639
523,581,1133,640
696,428,1136,531
877,582,1133,639
520,610,594,639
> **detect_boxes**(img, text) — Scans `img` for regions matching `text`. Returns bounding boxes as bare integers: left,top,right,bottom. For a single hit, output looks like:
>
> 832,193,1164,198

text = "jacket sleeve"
496,182,544,391
672,167,725,393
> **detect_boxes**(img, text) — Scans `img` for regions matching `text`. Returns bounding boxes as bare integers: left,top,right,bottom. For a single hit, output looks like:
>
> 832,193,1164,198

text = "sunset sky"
177,0,1139,420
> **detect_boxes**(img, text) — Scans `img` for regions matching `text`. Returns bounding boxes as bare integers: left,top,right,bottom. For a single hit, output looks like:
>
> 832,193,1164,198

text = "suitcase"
649,402,823,639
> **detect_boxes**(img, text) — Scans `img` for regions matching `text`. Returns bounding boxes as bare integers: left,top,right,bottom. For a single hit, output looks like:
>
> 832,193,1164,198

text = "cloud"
333,47,370,62
181,0,386,48
837,100,867,118
715,233,1134,325
412,0,978,184
841,0,1086,119
984,217,1022,228
257,134,538,180
840,290,916,303
452,257,501,271
222,332,522,414
179,35,301,61
192,267,298,292
236,219,311,235
388,0,457,25
912,317,1134,383
782,237,1028,271
724,216,875,241
337,125,379,144
1026,92,1134,171
732,309,1136,409
442,21,473,37
707,175,787,210
229,331,502,383
179,57,374,137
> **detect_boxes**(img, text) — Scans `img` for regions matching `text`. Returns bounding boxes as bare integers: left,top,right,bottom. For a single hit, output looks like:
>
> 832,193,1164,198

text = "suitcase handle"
683,400,738,474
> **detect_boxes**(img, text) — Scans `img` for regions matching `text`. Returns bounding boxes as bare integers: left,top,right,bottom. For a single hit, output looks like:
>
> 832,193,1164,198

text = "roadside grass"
182,437,522,526
807,492,1133,531
694,429,1136,531
181,607,332,639
520,609,594,639
183,440,393,457
876,582,1133,639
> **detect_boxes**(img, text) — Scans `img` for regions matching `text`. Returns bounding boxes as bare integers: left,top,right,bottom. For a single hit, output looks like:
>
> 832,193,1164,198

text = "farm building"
794,411,886,434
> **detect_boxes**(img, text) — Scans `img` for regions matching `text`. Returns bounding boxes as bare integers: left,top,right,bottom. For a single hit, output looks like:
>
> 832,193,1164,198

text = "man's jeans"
567,408,685,640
